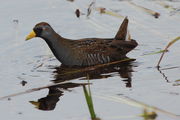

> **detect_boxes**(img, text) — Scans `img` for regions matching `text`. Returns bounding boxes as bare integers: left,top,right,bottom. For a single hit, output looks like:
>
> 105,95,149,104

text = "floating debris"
155,1,180,16
18,112,23,115
156,1,176,11
8,98,11,101
95,7,124,18
175,79,180,82
173,79,180,86
98,7,106,14
75,9,80,18
17,76,25,81
140,109,157,120
173,83,180,86
20,80,27,86
13,19,19,24
127,1,160,18
87,1,96,17
170,7,180,16
12,19,19,40
66,0,75,2
31,63,44,72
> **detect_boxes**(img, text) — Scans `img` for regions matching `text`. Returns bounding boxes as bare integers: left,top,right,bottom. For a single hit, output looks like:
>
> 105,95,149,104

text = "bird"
25,17,138,67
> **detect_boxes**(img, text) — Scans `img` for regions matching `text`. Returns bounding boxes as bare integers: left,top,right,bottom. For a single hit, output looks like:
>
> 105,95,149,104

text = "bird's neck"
42,33,72,64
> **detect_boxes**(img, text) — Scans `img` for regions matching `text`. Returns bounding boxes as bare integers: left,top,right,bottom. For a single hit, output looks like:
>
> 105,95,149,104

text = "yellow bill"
29,101,40,109
25,30,36,40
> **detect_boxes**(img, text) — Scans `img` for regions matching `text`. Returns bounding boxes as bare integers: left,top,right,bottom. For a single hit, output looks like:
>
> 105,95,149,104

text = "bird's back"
66,38,137,66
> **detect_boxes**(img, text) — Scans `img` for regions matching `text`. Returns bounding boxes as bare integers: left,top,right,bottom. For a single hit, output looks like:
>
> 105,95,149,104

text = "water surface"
0,0,180,120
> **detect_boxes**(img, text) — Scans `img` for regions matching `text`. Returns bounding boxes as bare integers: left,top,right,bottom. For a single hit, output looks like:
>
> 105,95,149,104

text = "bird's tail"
114,17,131,41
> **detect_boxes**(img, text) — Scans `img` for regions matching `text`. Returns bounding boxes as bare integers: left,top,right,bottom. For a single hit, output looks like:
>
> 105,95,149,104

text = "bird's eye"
34,27,43,36
36,27,42,33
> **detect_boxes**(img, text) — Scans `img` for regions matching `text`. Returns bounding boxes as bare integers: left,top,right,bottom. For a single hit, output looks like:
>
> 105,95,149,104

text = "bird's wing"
70,38,114,65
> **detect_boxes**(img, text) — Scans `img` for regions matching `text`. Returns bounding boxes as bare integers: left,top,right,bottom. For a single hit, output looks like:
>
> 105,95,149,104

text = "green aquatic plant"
83,79,100,120
83,86,96,119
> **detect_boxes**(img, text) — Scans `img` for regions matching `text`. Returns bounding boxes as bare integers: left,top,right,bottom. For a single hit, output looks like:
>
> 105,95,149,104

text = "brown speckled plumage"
26,17,138,66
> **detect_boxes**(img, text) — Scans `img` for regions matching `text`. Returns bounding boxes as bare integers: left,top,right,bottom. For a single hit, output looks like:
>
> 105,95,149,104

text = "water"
0,0,180,120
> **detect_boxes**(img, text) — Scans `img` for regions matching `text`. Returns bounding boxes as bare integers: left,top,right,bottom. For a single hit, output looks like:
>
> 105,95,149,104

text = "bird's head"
26,22,54,40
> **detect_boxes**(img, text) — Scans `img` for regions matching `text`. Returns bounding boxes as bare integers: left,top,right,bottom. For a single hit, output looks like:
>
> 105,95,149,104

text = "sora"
26,17,138,66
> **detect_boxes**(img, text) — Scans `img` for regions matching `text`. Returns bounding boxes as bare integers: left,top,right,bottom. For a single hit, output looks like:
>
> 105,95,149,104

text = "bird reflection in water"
30,83,84,111
30,58,137,111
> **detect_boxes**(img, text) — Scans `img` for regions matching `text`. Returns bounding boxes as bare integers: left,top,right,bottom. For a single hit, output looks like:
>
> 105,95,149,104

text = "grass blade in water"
127,1,160,18
83,84,99,120
95,7,124,18
94,94,180,119
0,82,89,100
142,50,168,56
157,36,180,67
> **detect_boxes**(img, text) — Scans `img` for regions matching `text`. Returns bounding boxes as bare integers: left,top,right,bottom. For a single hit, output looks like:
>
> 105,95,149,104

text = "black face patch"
33,27,43,37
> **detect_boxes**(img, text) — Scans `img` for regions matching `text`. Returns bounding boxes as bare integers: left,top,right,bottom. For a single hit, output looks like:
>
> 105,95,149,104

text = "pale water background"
0,0,180,120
